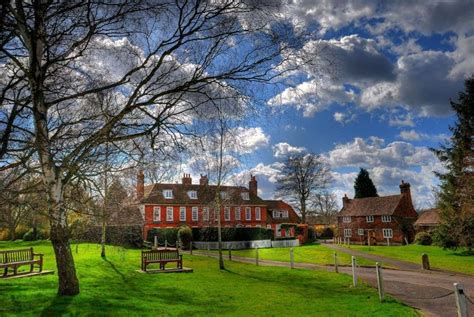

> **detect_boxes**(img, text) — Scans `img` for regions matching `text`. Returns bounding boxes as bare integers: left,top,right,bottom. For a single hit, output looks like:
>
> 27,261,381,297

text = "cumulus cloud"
232,127,270,154
272,142,306,158
398,130,426,141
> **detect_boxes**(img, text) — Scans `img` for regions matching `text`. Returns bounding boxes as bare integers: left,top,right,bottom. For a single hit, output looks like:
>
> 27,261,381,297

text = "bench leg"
3,267,7,277
30,263,34,273
13,266,17,276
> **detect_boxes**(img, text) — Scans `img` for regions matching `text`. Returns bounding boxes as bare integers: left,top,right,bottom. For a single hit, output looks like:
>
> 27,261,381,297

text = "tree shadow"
451,250,474,256
40,295,74,317
102,257,126,280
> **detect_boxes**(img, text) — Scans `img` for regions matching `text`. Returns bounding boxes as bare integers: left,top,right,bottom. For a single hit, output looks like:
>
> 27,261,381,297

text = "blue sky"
224,0,474,208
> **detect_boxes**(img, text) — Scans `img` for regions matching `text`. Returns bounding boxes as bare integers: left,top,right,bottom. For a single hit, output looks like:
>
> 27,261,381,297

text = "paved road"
192,250,474,317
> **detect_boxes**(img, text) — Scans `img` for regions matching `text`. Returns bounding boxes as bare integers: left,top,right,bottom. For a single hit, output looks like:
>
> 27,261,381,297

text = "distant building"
414,208,441,233
337,181,418,245
135,172,300,239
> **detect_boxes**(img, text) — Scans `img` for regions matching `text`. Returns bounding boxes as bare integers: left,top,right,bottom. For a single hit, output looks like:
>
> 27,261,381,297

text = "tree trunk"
100,220,106,258
9,224,16,241
50,221,80,295
217,205,225,270
301,199,306,224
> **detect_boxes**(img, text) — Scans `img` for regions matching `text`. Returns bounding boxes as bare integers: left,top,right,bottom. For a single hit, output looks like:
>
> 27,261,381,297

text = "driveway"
193,250,474,316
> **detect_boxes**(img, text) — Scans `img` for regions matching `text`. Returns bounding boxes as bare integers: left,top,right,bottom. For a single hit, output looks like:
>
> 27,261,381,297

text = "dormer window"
188,191,197,199
163,189,173,199
220,191,228,199
241,192,250,200
343,216,351,223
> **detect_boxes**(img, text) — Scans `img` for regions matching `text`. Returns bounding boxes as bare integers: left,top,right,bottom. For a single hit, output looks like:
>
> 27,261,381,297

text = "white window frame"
153,206,161,222
344,228,352,238
366,215,374,223
163,189,173,199
272,210,279,218
188,191,197,199
382,215,392,223
192,207,198,221
220,191,228,199
224,207,231,221
203,207,209,221
343,216,351,223
266,224,272,229
179,206,186,221
241,192,250,200
235,207,241,220
255,207,261,221
383,228,393,238
358,228,364,236
282,210,288,218
245,207,251,221
166,207,174,222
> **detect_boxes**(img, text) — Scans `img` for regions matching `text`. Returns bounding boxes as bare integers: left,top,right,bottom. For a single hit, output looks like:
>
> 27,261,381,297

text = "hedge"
73,225,143,248
147,227,274,243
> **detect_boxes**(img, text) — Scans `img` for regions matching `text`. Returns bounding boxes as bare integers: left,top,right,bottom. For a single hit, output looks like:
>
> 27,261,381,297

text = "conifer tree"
433,76,474,251
354,168,378,198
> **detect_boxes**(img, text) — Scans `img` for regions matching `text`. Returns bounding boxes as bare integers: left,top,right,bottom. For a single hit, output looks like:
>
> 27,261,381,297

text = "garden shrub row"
72,225,143,248
147,227,275,244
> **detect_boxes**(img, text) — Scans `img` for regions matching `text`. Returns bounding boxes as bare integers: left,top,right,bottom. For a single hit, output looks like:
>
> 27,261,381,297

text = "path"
192,250,474,317
325,243,421,271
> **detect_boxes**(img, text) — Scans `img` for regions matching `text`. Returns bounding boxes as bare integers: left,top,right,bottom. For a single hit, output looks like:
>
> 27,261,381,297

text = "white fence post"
154,236,158,249
334,252,338,273
376,262,384,302
228,246,232,261
190,241,193,255
255,247,259,266
290,248,294,269
454,283,468,317
352,256,357,287
165,239,168,248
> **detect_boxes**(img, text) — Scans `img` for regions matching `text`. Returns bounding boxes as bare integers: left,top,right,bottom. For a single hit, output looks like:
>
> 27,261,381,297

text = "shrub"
0,229,9,241
319,227,334,239
307,227,316,242
74,225,143,248
191,227,274,242
15,225,29,240
147,227,179,245
415,232,432,245
178,226,193,249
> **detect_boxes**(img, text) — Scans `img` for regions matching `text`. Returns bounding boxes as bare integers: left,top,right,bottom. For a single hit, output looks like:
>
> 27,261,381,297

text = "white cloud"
398,130,426,141
232,127,270,154
250,162,285,183
272,142,306,158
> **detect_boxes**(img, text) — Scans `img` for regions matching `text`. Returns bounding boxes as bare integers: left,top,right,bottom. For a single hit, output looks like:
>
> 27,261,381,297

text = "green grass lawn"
342,244,474,275
210,243,377,267
0,241,417,316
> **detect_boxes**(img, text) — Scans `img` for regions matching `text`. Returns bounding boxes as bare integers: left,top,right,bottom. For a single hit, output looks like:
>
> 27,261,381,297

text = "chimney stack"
136,170,145,201
199,174,208,186
399,180,411,201
249,174,257,197
342,193,350,208
182,173,192,185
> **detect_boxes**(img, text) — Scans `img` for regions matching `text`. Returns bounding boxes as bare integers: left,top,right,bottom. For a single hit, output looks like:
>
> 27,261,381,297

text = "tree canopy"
354,168,378,198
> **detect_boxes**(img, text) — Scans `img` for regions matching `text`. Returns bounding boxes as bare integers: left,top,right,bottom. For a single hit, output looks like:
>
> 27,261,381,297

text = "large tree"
1,1,305,295
276,153,332,223
354,168,378,198
433,76,474,251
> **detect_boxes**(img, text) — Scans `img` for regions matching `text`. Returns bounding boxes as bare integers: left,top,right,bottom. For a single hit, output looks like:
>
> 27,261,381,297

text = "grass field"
0,241,417,316
210,243,377,267
342,244,474,275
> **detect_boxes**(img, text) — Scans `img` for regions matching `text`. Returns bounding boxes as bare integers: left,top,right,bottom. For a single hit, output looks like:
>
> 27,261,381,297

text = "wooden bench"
141,248,183,272
0,248,43,277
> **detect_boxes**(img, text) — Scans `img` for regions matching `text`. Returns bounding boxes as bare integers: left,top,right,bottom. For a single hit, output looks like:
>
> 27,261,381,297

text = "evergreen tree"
354,168,378,198
433,76,474,251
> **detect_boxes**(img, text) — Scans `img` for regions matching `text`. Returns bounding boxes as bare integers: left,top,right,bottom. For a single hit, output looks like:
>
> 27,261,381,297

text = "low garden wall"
271,239,299,248
193,239,299,250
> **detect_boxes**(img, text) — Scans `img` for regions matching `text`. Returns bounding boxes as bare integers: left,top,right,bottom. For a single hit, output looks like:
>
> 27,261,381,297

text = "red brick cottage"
337,181,418,245
136,172,300,239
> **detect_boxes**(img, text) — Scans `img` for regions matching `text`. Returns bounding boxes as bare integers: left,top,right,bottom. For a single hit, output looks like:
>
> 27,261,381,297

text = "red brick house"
337,180,418,245
136,172,300,239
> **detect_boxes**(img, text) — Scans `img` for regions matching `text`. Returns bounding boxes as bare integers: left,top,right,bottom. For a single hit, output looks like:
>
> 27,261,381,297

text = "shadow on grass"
102,257,126,280
40,295,74,317
451,250,474,256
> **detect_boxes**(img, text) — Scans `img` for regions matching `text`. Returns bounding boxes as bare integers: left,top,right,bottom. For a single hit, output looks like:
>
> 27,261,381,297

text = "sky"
212,0,474,209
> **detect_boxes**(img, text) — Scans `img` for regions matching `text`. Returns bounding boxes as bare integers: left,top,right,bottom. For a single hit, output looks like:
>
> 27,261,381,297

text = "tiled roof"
414,208,441,226
339,195,404,216
141,183,266,205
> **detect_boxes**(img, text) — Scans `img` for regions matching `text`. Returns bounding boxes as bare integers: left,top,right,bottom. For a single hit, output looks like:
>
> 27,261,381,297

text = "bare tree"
1,1,307,295
312,191,339,224
276,153,332,223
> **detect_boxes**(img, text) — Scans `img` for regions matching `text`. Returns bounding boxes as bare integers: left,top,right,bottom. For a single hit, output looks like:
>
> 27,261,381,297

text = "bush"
178,226,193,249
191,227,274,242
15,225,29,240
23,228,47,241
147,227,180,245
316,227,334,239
74,225,143,248
307,227,316,242
415,232,432,245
